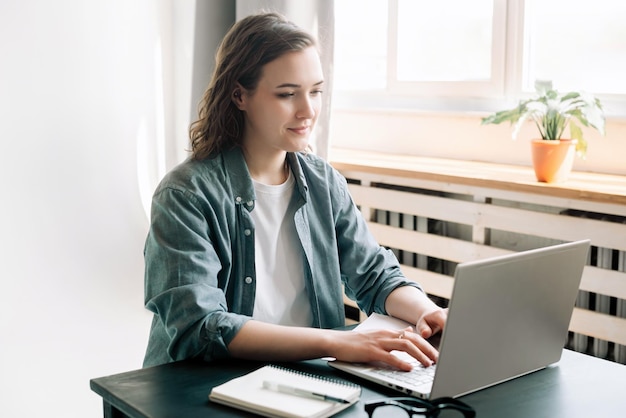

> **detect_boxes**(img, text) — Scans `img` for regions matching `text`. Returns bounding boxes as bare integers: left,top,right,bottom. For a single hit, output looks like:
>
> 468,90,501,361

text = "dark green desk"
91,349,626,418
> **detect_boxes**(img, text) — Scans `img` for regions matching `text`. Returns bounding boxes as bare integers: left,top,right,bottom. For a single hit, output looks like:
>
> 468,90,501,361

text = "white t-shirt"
250,170,313,326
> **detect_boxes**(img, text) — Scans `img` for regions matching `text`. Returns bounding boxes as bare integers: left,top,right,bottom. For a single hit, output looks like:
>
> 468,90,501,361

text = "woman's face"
236,46,324,155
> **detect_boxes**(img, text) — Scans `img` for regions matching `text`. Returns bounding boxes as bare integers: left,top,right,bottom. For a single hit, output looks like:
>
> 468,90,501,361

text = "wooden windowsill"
329,148,626,207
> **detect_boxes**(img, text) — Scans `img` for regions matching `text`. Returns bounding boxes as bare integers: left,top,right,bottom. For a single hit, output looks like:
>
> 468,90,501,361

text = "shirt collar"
223,148,310,208
286,152,309,202
223,147,255,208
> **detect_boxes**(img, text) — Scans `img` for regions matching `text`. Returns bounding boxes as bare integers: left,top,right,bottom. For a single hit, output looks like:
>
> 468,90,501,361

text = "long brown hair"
189,12,317,160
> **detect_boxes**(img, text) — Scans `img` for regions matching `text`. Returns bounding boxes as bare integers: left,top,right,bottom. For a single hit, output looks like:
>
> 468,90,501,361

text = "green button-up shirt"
143,148,421,367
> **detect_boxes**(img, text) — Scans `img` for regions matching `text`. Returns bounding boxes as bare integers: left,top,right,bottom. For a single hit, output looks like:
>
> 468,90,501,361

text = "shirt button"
235,196,242,203
244,276,253,284
246,201,253,207
244,229,251,236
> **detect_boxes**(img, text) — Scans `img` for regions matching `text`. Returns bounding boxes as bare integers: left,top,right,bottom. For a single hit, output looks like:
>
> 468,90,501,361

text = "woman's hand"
327,327,439,371
385,285,448,340
416,307,448,339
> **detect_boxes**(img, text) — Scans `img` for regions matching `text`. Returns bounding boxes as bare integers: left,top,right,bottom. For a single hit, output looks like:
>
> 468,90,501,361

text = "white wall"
0,1,193,416
331,109,626,176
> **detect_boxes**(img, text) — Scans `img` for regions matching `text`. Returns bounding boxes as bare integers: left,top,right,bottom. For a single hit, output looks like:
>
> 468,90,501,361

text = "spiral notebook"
209,364,361,418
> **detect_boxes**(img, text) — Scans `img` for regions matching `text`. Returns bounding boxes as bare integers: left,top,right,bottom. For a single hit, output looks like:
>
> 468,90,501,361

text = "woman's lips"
289,126,310,135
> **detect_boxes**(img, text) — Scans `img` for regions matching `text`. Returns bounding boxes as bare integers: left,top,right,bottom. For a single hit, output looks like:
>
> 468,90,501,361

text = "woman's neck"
243,148,289,185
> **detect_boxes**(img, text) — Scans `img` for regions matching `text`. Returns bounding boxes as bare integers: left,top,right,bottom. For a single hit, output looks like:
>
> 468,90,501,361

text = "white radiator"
364,184,626,364
565,210,626,363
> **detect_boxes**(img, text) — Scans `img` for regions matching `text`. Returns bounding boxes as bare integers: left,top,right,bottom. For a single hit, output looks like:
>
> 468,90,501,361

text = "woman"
143,12,446,370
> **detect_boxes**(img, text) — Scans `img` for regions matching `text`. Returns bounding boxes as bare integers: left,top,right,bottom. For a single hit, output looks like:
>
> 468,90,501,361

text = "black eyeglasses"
365,396,476,418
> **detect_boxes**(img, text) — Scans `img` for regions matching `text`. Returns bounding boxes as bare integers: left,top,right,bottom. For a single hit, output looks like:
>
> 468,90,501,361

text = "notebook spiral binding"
267,364,360,389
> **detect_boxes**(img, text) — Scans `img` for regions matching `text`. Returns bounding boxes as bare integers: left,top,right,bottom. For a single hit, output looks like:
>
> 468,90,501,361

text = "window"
334,0,388,91
391,0,504,98
334,0,626,113
523,0,626,96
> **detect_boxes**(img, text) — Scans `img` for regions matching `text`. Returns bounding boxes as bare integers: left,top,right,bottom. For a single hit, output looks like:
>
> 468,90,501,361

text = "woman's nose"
296,96,317,119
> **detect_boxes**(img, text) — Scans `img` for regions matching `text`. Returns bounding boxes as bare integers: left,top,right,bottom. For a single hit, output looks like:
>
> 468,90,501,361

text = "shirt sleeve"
330,168,423,315
143,185,249,364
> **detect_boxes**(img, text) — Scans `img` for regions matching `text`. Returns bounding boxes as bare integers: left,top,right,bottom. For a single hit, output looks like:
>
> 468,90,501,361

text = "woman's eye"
311,90,323,96
277,92,295,98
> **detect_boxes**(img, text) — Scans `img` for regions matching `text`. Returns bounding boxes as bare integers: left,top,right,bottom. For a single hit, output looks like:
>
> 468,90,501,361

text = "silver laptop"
329,240,590,399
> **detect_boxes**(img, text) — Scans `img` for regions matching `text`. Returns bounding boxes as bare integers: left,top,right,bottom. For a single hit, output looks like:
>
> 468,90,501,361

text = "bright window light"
333,0,387,90
396,0,494,82
334,0,626,111
524,0,626,95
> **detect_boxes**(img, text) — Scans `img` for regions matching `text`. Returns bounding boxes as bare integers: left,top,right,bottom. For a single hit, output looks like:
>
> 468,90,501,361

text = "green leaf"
535,80,553,95
480,80,604,158
569,122,588,158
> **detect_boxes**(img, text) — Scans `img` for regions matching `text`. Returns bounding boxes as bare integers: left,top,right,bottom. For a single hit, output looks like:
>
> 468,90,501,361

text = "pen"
262,380,350,404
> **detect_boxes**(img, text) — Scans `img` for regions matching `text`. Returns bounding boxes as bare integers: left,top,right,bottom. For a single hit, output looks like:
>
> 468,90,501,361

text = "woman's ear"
232,84,245,109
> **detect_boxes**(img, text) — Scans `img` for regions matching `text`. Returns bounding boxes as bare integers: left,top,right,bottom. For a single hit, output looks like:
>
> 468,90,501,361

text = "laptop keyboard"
371,353,437,386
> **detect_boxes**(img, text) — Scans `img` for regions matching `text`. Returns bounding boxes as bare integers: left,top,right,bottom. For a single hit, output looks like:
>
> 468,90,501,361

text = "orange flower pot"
530,139,577,183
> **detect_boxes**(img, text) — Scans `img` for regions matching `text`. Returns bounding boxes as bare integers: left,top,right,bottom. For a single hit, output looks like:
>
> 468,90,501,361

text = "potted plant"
481,80,605,182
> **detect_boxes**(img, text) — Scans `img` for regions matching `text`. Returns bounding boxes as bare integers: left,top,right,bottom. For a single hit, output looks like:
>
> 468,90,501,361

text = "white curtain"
190,0,335,159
